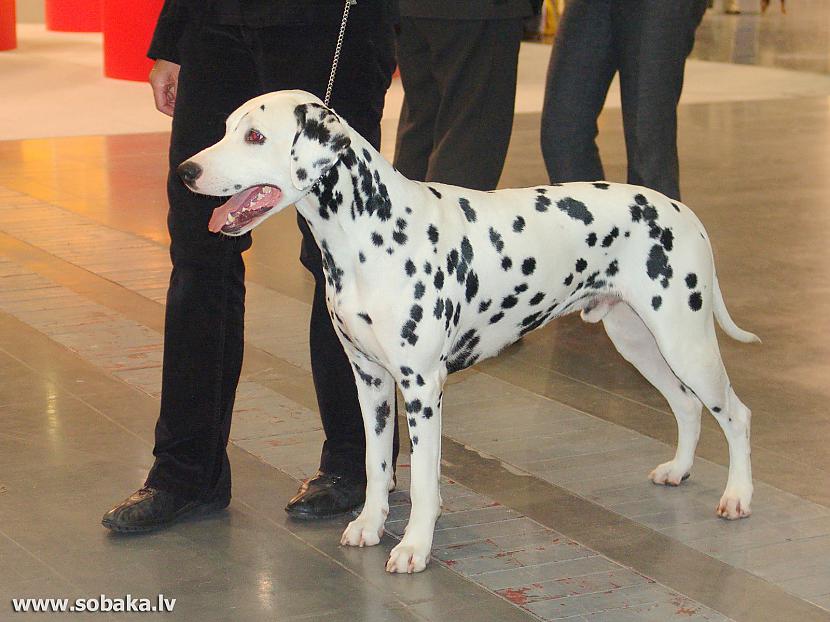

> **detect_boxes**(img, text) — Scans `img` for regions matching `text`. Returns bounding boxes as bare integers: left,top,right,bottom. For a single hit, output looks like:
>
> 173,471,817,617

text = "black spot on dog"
502,257,513,270
490,312,504,324
371,232,383,246
358,312,372,324
295,168,307,181
586,232,597,247
501,295,518,309
530,292,545,305
434,268,445,290
606,260,619,276
358,252,365,263
423,407,433,419
513,216,526,233
434,297,444,319
408,417,417,427
712,406,722,413
478,299,492,313
428,186,442,199
410,304,423,322
465,271,479,302
575,258,588,273
489,227,504,253
521,258,536,276
400,366,413,376
459,198,477,223
634,193,649,206
401,319,418,345
381,461,386,471
424,261,432,275
602,227,620,248
536,194,552,212
564,273,574,286
671,201,681,212
405,259,416,276
447,249,459,276
414,281,426,299
593,182,610,190
374,401,391,435
557,197,594,225
646,245,673,286
685,273,698,289
660,228,674,252
514,283,528,294
689,292,703,311
392,230,408,245
652,296,662,310
406,399,422,414
427,224,439,245
630,204,643,222
416,374,425,386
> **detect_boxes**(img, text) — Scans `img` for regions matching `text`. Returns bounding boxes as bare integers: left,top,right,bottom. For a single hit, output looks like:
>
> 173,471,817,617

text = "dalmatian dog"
178,90,759,574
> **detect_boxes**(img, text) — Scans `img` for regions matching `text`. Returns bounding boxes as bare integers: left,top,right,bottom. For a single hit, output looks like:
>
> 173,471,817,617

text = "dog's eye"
245,129,266,145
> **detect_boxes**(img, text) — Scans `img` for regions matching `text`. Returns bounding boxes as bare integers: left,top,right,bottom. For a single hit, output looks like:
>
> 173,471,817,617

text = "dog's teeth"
262,187,272,194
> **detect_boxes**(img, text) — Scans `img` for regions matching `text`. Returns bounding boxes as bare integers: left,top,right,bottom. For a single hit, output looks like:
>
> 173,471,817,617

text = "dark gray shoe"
101,486,229,533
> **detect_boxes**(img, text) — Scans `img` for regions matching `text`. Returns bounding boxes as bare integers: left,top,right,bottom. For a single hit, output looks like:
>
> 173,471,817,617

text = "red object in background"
102,0,164,81
45,0,102,32
0,0,16,51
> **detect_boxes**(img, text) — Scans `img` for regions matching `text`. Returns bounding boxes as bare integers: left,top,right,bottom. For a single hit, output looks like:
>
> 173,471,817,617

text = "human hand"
149,59,181,117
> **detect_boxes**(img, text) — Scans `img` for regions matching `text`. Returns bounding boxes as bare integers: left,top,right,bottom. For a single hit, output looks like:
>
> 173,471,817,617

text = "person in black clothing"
541,0,707,201
393,0,539,191
102,0,399,532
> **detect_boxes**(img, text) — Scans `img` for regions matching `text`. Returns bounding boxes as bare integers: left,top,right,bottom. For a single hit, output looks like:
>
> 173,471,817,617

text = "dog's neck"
294,132,424,280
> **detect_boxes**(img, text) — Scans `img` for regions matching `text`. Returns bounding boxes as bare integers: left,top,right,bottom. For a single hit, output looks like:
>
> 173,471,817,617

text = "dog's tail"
712,271,761,344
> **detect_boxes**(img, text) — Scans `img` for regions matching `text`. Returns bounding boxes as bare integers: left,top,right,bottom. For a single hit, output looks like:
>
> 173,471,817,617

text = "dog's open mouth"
209,185,282,234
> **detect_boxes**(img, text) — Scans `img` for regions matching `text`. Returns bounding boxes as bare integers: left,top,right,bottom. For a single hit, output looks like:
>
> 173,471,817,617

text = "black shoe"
101,486,230,533
285,472,366,520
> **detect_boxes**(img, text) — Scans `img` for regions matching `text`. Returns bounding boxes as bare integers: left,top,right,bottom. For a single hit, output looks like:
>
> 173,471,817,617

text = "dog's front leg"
340,357,396,548
386,375,443,574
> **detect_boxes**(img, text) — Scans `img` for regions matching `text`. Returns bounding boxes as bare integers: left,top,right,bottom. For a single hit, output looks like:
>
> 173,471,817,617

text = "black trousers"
145,18,399,501
393,16,524,190
540,0,707,201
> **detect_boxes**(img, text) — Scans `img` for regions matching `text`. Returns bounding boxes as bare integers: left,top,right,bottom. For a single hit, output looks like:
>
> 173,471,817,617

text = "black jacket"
148,0,392,63
398,0,541,19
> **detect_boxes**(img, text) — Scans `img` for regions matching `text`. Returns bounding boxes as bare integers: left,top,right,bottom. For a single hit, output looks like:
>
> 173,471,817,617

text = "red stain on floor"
499,586,531,606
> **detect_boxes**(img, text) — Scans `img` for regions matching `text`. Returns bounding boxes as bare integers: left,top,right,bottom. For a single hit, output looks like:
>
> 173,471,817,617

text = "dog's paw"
716,488,752,520
341,514,385,548
386,540,430,574
649,461,692,487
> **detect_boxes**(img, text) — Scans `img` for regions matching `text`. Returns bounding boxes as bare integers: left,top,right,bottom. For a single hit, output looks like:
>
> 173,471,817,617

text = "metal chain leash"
324,0,354,107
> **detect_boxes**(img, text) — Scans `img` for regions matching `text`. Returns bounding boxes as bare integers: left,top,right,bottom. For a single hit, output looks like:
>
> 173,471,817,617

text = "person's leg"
411,17,524,190
393,16,440,182
145,23,258,502
103,24,259,532
616,0,707,200
540,0,617,184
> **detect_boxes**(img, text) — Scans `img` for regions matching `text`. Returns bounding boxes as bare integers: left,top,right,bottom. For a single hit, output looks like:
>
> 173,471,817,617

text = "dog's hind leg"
601,302,703,486
341,357,396,548
386,372,444,574
638,308,753,520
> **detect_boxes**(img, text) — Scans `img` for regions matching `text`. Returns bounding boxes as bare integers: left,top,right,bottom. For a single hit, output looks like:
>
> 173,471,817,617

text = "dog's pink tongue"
209,191,248,233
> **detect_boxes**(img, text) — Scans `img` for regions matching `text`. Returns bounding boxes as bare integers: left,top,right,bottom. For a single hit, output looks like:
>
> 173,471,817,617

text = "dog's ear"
290,103,351,191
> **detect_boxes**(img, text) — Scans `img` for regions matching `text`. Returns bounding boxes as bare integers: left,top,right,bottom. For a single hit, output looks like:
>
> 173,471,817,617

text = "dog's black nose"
177,161,202,184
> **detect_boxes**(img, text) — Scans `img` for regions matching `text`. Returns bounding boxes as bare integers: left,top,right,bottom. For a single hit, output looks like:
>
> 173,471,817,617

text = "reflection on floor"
3,5,830,621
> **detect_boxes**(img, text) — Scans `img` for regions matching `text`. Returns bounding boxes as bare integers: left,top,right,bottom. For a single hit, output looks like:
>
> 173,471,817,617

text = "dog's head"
177,90,352,236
